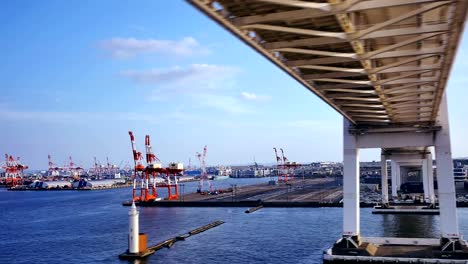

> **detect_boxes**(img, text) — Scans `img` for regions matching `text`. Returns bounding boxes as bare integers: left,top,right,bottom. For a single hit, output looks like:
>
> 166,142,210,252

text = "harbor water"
2,178,468,264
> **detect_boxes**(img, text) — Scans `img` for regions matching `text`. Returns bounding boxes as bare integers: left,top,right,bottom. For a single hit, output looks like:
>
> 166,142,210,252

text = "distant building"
233,168,271,178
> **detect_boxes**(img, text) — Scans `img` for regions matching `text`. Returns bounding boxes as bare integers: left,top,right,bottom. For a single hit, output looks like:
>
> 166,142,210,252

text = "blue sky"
1,1,467,169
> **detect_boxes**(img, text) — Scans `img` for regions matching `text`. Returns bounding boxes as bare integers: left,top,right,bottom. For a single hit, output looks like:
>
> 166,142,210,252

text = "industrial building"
29,180,72,189
72,179,126,189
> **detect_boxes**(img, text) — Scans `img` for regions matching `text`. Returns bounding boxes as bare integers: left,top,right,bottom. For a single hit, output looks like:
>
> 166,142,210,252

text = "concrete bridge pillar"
342,118,360,243
396,164,401,192
426,152,435,204
435,94,459,242
422,154,430,202
391,160,399,198
381,155,389,205
339,92,460,249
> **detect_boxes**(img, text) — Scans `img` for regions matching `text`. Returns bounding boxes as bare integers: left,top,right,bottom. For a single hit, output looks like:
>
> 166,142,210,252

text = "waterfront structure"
1,154,28,186
128,202,139,254
454,166,467,182
233,168,271,178
72,179,126,189
207,166,232,177
196,145,213,192
47,154,61,177
128,131,184,201
380,149,435,205
188,0,468,261
29,180,72,189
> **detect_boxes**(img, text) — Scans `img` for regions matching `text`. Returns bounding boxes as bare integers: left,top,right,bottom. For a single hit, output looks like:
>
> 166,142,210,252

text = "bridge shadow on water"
362,211,440,238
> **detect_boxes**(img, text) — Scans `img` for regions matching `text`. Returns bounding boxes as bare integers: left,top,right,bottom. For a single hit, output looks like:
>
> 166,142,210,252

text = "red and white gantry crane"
48,154,60,178
2,154,27,187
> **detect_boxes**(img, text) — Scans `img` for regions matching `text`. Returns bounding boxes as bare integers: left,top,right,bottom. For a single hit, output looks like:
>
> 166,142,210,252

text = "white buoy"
128,201,139,254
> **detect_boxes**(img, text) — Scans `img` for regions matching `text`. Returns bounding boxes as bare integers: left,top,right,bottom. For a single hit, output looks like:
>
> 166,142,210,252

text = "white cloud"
240,91,271,101
198,94,251,114
120,64,239,90
100,37,209,59
120,64,251,114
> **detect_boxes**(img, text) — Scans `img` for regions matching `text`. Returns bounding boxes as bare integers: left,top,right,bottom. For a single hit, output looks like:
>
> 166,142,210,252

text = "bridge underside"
188,0,467,128
188,0,468,258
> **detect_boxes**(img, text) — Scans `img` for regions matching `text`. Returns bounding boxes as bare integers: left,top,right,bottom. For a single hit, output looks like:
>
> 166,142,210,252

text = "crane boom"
128,131,144,171
273,148,282,164
196,145,212,192
280,148,288,163
145,135,159,164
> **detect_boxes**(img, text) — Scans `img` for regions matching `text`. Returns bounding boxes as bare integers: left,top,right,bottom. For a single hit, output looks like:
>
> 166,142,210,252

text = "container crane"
129,132,145,171
280,148,288,164
196,145,212,193
106,156,111,176
279,148,290,182
93,157,100,178
68,156,82,180
273,148,282,165
278,148,301,183
163,162,183,200
145,134,181,201
48,154,53,171
144,134,160,201
128,131,182,202
16,156,28,174
2,154,26,187
48,154,60,177
273,147,285,182
3,154,17,186
104,156,119,177
129,131,145,201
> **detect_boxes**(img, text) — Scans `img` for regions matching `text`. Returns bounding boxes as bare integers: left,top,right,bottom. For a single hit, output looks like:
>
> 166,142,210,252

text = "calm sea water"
1,178,468,264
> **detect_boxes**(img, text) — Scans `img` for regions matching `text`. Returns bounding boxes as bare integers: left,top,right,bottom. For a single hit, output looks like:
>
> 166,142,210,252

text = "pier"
119,220,225,260
324,237,468,263
245,205,263,213
123,178,347,207
372,205,439,215
8,183,132,191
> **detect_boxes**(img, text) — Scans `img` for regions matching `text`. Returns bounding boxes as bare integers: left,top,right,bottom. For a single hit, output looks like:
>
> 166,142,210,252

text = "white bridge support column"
422,155,430,202
396,164,401,192
435,94,459,240
381,155,389,204
342,118,360,241
426,152,435,204
391,160,399,198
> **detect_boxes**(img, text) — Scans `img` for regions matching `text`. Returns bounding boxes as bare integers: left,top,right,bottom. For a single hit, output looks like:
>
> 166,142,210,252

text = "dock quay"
324,237,468,263
372,205,440,215
119,220,224,260
123,178,352,207
121,176,468,208
245,205,263,213
175,178,344,203
8,183,132,191
123,200,379,208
